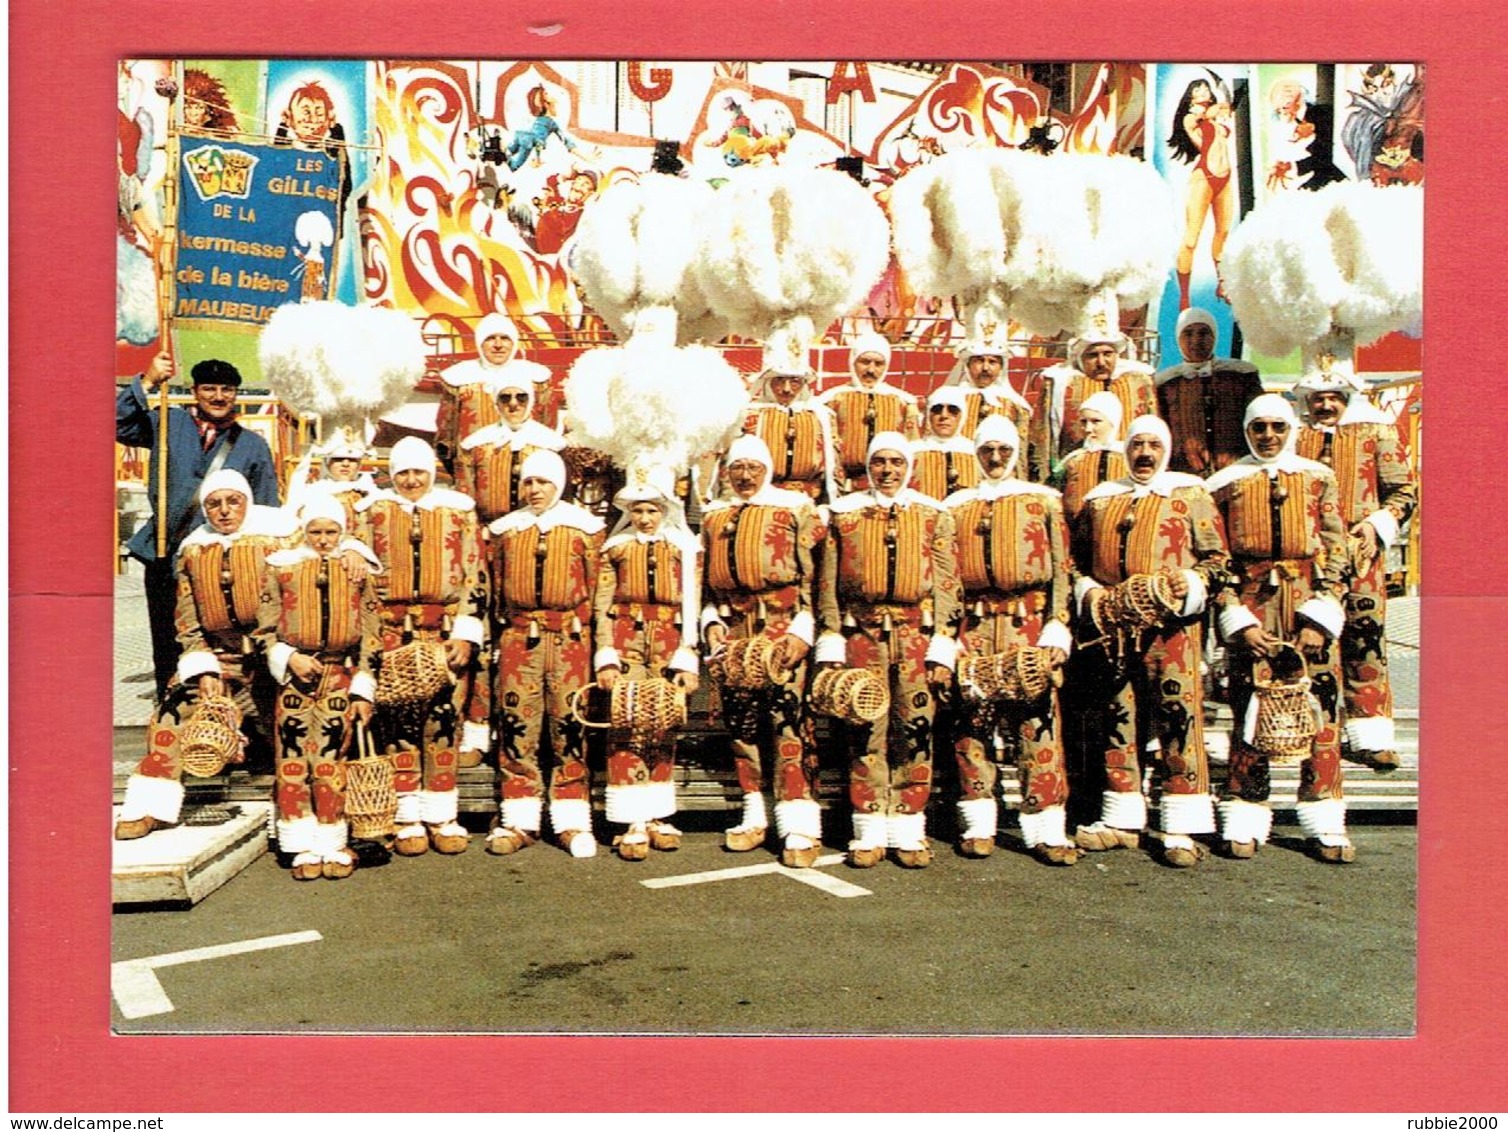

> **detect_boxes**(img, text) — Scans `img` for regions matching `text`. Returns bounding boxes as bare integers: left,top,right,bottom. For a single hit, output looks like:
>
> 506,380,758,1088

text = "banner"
173,138,342,331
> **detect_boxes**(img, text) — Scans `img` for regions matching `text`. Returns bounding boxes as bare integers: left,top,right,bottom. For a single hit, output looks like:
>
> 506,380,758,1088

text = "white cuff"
349,671,377,702
267,642,297,686
1297,595,1345,639
737,791,768,830
450,615,485,646
1159,791,1216,836
774,799,823,840
669,646,699,674
645,780,677,821
1344,715,1395,752
1295,798,1347,840
1036,619,1072,655
501,795,543,833
176,649,221,682
461,721,490,754
1179,569,1208,618
814,632,848,666
1218,798,1273,845
549,798,593,835
313,820,349,855
276,816,321,854
850,811,887,850
1219,603,1261,642
1101,789,1148,830
925,634,958,670
887,811,927,849
786,610,815,646
593,646,622,672
1366,509,1399,549
605,783,661,825
119,774,185,824
418,789,458,824
700,605,725,633
957,798,998,841
1073,576,1104,614
1017,805,1069,848
394,791,423,825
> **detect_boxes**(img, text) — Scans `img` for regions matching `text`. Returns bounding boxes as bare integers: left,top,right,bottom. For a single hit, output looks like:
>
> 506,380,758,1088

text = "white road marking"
112,930,323,1019
641,853,871,898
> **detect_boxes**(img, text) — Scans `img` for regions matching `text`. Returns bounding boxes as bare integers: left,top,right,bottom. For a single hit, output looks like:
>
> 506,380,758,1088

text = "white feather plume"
259,301,426,431
889,148,1177,340
694,166,889,352
1224,182,1423,357
562,340,750,476
567,173,728,344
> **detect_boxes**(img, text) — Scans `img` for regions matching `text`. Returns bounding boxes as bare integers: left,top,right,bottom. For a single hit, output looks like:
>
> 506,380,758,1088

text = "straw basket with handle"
180,693,243,777
956,646,1060,704
343,721,398,840
571,678,688,743
809,667,890,724
1248,642,1321,764
374,640,455,707
708,634,793,690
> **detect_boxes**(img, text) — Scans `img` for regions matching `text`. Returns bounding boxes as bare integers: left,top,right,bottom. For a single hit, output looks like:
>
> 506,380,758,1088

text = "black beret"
191,359,242,387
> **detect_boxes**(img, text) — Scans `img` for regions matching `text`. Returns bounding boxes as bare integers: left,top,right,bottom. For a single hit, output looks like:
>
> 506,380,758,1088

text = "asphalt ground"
112,814,1415,1037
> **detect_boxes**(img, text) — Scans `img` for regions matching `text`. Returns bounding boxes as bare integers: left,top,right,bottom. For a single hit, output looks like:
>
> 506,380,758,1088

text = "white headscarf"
1175,306,1218,348
474,313,520,371
866,430,913,499
298,495,347,532
199,468,252,510
973,414,1021,480
389,436,437,478
848,331,892,377
1243,392,1301,465
1076,390,1124,452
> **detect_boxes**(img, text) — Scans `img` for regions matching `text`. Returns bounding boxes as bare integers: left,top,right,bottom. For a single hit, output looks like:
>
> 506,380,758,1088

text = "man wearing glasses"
116,351,280,701
910,386,980,501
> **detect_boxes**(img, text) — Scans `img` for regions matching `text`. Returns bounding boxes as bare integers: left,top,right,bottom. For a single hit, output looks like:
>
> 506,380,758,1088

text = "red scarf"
190,407,238,452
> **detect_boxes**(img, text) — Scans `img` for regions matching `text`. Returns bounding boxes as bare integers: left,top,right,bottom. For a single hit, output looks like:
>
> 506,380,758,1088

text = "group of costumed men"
114,304,1414,880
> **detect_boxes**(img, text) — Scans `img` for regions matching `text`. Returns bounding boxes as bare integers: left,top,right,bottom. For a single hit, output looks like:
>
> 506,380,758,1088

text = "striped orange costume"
816,434,961,863
946,458,1075,860
255,535,382,866
1070,417,1230,861
117,498,296,833
1295,405,1416,758
487,493,606,843
700,474,824,845
1208,396,1351,858
738,399,840,504
355,484,487,822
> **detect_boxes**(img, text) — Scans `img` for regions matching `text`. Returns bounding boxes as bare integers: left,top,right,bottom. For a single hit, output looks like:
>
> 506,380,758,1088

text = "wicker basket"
957,646,1058,704
571,678,687,741
375,640,454,707
344,725,398,839
710,635,793,689
180,694,242,777
810,667,890,723
1090,571,1183,637
1250,643,1320,764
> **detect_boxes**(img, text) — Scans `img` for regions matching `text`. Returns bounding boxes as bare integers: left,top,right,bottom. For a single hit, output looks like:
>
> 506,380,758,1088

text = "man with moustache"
945,417,1079,864
816,433,961,868
1070,416,1230,867
700,436,826,865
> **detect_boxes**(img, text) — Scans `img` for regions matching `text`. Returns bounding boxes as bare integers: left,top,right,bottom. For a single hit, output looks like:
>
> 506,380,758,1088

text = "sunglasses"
497,392,529,405
1248,421,1290,434
929,404,961,414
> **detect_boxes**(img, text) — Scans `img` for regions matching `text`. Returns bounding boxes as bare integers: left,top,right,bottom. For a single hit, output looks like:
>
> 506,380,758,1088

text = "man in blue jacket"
116,350,280,700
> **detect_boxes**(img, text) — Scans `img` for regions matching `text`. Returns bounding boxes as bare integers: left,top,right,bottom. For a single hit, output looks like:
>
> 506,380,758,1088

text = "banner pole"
155,63,185,561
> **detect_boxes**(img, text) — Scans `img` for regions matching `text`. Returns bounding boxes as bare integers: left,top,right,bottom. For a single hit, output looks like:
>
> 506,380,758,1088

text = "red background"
10,0,1504,1113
